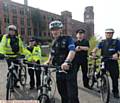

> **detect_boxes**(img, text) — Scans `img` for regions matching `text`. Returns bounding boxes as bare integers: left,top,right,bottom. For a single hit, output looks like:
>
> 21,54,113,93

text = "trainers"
113,93,120,99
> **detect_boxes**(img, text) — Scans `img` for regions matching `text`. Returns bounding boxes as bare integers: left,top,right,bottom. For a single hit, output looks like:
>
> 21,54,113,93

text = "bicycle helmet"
8,25,17,30
49,20,63,30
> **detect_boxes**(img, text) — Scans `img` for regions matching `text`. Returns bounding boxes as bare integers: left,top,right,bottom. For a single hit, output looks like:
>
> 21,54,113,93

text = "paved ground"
0,61,120,103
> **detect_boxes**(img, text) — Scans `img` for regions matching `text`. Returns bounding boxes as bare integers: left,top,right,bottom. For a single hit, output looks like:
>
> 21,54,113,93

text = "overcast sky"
12,0,120,39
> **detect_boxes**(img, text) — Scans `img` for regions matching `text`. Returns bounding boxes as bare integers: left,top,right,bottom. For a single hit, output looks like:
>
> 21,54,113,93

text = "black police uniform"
98,39,120,97
51,35,79,103
74,39,89,88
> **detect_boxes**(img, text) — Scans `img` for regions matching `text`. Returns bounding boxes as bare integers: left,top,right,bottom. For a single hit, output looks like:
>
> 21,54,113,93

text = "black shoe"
14,85,20,88
36,86,40,90
29,86,35,90
113,93,120,99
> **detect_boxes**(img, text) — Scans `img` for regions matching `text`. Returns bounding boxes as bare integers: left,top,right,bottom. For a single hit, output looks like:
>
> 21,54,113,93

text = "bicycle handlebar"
89,55,101,60
0,54,25,61
89,54,116,61
25,61,67,74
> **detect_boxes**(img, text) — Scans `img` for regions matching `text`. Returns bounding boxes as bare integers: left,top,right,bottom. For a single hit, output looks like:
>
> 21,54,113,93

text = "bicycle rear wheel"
6,74,14,100
100,74,110,103
19,66,27,86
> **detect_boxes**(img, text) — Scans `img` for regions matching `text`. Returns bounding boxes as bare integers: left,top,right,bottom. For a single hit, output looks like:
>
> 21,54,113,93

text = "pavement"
0,61,120,103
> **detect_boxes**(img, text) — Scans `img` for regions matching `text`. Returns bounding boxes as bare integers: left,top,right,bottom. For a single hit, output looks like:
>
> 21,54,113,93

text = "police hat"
105,28,114,33
29,37,36,42
76,29,85,34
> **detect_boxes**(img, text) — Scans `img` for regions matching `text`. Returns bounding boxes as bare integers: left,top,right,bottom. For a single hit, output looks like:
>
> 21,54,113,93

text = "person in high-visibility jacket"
27,37,42,90
0,25,29,88
0,25,28,56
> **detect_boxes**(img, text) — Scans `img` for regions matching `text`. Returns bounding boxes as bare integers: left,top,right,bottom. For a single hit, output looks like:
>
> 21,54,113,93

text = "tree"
89,36,98,53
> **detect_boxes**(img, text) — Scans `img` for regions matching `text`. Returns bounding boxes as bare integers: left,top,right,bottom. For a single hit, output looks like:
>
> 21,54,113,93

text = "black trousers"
105,60,119,94
56,68,79,103
28,62,41,88
74,58,89,87
28,69,41,88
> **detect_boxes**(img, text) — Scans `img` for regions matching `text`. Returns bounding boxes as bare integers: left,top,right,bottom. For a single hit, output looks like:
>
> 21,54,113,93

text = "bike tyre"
100,74,110,103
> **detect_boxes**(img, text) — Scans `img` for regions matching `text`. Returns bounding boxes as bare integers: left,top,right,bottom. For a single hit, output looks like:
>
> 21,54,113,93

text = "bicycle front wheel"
100,74,110,103
38,94,50,103
88,67,95,88
6,74,14,100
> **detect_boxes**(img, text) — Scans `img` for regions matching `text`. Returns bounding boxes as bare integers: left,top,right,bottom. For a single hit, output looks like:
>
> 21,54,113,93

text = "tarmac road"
0,61,120,103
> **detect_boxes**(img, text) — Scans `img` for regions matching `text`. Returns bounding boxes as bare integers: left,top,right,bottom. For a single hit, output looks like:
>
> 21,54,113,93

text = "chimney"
24,0,28,6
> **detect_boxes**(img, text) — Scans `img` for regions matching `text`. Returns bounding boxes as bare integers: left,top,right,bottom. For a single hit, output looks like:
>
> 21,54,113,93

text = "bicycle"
25,62,66,103
88,55,99,88
88,55,110,103
0,54,27,100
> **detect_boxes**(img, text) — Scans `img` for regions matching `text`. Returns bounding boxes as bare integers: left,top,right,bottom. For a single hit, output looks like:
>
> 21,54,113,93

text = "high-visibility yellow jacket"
0,34,29,57
26,45,42,63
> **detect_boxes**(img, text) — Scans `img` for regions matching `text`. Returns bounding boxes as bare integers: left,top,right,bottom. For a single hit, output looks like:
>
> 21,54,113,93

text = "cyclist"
0,25,28,88
92,28,120,98
26,37,42,90
73,29,90,89
45,20,79,103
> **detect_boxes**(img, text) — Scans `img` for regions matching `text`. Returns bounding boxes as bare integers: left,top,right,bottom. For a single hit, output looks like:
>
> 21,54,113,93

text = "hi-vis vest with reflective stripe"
0,34,28,56
27,45,41,63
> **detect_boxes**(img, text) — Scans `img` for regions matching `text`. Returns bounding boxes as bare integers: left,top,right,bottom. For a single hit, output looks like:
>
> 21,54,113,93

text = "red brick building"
0,0,94,42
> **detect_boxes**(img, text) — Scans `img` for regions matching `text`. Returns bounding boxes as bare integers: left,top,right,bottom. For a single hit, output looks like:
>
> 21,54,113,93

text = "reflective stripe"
68,44,75,48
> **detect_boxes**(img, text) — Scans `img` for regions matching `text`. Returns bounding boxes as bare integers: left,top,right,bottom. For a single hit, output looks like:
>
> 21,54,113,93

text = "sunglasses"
29,40,36,42
9,28,16,31
51,23,61,27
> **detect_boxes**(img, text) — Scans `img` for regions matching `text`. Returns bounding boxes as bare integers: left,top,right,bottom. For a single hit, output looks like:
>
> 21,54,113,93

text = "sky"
12,0,120,39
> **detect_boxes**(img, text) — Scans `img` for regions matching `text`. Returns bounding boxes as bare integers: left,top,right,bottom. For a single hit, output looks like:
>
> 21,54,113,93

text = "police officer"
0,25,28,88
92,28,120,98
74,29,90,88
27,37,41,90
46,20,79,103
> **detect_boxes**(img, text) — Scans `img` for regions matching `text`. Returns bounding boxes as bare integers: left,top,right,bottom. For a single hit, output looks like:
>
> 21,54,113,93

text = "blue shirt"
96,39,120,51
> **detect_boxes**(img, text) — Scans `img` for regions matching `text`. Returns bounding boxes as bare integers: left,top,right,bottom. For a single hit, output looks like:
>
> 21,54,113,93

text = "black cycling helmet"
49,20,63,30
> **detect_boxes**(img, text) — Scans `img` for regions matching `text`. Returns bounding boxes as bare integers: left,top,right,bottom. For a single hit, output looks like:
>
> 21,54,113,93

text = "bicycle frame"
24,61,64,103
88,55,110,103
5,56,27,100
